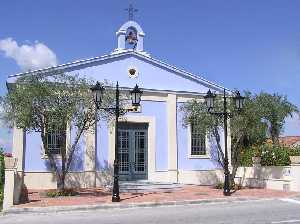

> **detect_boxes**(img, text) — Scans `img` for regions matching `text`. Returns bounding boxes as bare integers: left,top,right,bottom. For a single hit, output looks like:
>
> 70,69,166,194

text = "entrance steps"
119,180,183,193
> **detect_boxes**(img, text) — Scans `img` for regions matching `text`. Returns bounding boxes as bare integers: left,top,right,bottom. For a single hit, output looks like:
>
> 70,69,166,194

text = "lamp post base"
112,163,120,202
223,190,231,196
223,172,231,196
112,195,120,202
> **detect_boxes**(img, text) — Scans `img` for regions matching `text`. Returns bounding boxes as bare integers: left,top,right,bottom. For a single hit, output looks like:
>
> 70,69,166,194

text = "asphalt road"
1,198,300,224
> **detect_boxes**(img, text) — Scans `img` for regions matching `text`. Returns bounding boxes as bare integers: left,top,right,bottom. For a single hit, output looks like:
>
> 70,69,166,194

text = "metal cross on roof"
125,4,138,20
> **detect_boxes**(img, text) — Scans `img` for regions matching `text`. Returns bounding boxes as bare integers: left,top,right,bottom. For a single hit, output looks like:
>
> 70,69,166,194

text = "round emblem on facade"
128,66,139,78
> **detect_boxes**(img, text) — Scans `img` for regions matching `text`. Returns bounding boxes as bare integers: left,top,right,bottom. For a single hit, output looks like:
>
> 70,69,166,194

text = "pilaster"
12,126,25,172
84,124,96,187
167,94,178,182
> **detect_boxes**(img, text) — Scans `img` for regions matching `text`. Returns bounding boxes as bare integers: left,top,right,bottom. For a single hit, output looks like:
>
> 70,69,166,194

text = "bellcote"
113,20,149,55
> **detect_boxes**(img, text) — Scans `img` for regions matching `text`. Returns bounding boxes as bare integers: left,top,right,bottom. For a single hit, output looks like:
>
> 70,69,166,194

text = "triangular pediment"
7,51,229,94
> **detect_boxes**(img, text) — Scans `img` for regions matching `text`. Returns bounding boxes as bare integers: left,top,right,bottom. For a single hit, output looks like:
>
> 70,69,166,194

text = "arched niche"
116,21,145,52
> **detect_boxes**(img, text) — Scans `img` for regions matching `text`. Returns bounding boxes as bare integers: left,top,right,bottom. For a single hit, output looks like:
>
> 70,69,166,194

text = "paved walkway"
15,185,299,208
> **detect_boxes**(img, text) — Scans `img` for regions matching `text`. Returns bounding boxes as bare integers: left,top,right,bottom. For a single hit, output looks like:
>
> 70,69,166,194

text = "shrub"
45,189,79,198
240,147,254,167
260,144,290,166
214,181,242,190
289,146,300,156
214,182,224,189
240,144,291,166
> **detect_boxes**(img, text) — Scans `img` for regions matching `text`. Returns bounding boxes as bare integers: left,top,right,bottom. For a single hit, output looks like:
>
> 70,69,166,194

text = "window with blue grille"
191,121,206,156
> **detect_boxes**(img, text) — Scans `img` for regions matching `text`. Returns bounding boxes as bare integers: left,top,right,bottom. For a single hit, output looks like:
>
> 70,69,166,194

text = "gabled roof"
6,50,232,94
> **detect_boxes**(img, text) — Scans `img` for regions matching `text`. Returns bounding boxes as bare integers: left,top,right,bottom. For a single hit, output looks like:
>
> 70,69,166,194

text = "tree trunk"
230,165,238,188
229,134,244,189
57,173,65,191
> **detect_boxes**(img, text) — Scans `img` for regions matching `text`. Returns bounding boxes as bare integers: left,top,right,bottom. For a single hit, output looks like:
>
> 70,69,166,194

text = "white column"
84,124,96,188
11,126,25,208
167,94,178,182
3,169,15,210
12,126,25,172
117,31,126,50
3,157,17,210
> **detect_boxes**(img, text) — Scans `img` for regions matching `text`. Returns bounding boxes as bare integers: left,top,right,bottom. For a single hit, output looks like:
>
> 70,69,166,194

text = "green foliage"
230,91,268,148
0,72,119,190
181,90,298,187
181,91,269,172
255,93,299,144
214,181,242,190
260,144,290,166
289,146,300,156
0,73,113,132
214,182,224,189
239,148,254,167
45,189,79,197
0,148,4,210
240,144,291,166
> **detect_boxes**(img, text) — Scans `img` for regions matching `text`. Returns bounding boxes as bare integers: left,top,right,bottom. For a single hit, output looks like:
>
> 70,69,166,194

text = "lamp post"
204,89,244,196
91,81,143,202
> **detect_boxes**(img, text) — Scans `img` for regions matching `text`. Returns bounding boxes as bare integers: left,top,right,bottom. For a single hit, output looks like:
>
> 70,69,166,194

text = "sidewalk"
4,185,300,215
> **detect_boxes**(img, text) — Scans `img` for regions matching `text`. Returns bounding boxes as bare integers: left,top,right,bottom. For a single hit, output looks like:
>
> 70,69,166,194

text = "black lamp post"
204,89,244,196
91,81,143,202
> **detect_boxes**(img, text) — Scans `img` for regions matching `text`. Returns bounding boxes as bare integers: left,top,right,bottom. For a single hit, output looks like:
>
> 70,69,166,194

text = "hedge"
240,144,298,167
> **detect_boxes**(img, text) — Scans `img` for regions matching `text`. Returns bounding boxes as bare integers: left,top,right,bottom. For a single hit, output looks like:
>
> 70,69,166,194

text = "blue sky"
0,0,299,150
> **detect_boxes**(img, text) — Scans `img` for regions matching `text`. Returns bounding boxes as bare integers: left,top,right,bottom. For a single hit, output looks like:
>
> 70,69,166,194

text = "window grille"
191,121,206,156
46,126,66,155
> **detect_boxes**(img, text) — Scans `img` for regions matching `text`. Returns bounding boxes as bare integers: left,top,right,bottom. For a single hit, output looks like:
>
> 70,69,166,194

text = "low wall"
24,171,99,189
22,169,225,189
178,170,224,185
235,165,300,192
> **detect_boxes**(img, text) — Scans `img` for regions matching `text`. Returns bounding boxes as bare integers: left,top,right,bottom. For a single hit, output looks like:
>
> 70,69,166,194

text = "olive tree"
0,72,119,190
181,91,268,187
255,92,298,145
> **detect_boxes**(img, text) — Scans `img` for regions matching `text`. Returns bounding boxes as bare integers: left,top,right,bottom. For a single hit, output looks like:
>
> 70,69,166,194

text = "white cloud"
0,38,58,71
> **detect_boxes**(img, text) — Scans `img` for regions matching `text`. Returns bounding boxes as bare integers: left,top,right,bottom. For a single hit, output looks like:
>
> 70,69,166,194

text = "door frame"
118,125,148,180
108,115,156,180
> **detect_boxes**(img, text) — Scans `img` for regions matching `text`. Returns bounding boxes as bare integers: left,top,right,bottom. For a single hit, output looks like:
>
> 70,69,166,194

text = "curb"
2,197,275,216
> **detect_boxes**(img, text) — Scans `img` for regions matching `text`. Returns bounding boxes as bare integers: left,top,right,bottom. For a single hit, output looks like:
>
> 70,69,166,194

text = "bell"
126,31,137,45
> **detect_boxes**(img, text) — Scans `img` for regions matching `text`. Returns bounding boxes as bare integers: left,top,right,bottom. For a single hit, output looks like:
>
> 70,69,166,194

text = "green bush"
240,147,254,166
289,146,300,156
214,181,242,190
214,182,224,189
240,144,291,167
45,189,79,198
260,144,290,166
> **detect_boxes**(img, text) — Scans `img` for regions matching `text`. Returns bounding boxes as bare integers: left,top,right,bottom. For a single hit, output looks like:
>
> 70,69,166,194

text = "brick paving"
15,186,300,208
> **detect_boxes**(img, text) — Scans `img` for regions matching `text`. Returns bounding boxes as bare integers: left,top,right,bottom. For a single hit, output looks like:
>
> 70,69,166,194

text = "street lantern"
204,88,244,196
233,91,245,110
130,84,143,107
92,81,143,202
91,81,105,109
204,89,216,110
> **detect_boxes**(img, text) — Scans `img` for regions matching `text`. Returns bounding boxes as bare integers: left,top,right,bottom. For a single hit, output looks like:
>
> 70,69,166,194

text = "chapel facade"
7,19,230,189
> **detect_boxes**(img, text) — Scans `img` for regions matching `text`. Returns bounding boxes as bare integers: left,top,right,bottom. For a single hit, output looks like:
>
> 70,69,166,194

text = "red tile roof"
279,136,300,147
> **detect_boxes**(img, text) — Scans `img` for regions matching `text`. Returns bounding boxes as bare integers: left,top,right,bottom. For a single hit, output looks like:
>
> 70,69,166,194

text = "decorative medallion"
128,66,139,78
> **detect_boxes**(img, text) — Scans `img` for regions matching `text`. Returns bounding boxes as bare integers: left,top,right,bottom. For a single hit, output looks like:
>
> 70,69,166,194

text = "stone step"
119,181,183,193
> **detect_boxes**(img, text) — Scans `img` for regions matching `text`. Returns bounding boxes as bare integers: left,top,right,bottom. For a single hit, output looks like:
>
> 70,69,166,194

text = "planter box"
4,157,17,169
252,157,261,165
290,156,300,164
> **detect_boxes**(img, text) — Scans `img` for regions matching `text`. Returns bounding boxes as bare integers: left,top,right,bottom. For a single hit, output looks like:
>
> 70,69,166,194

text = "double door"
118,123,148,180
